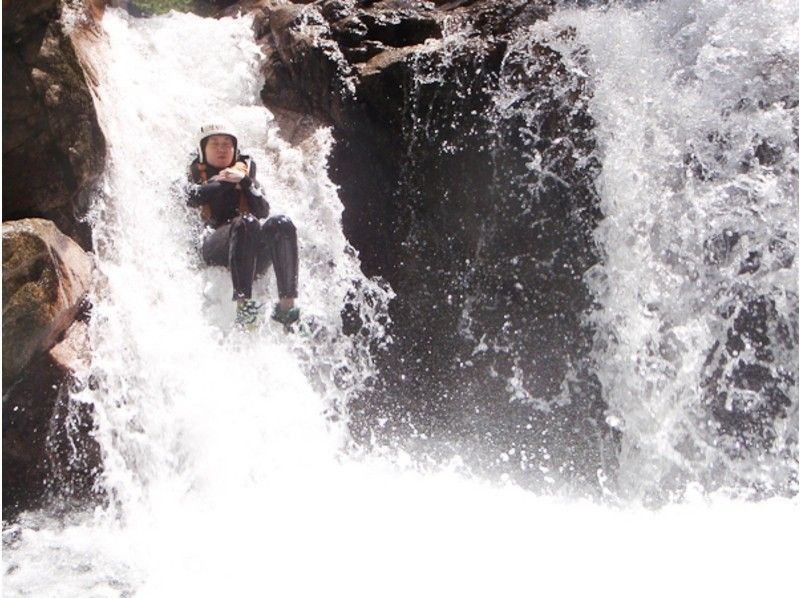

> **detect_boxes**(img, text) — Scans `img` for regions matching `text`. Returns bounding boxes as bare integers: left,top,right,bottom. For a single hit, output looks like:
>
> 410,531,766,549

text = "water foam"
540,0,798,500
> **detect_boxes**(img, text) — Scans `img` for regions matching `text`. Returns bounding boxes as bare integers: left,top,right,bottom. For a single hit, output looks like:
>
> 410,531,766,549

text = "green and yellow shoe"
235,298,264,331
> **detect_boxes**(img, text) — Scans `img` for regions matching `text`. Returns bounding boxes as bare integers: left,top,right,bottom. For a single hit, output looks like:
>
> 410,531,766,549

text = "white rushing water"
544,0,798,500
3,4,798,597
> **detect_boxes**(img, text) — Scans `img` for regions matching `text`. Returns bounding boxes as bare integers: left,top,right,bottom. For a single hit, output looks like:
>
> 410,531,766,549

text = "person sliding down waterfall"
186,121,300,330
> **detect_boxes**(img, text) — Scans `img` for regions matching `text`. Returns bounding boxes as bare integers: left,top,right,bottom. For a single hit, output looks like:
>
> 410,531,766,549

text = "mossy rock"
126,0,223,16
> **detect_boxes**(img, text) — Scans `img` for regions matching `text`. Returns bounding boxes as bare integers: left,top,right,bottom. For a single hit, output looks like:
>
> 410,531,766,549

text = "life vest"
194,159,252,224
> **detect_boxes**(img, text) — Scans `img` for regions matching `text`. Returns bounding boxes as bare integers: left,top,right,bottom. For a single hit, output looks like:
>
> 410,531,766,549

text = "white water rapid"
3,4,797,597
542,0,799,500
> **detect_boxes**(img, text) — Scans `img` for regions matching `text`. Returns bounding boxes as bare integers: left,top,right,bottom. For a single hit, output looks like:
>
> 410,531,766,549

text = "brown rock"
2,0,106,249
2,218,93,388
1,0,59,35
49,319,92,373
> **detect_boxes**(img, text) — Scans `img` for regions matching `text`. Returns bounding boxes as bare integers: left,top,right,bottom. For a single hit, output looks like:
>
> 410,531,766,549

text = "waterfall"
542,0,798,501
3,4,797,596
65,8,394,515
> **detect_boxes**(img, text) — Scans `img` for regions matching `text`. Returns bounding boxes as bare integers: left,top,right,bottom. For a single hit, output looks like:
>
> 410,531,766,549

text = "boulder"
2,0,106,249
260,2,361,130
2,218,93,388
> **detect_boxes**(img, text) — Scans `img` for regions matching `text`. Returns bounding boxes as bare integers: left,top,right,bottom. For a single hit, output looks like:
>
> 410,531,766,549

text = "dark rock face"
3,320,103,520
704,295,795,451
2,0,106,249
256,0,609,491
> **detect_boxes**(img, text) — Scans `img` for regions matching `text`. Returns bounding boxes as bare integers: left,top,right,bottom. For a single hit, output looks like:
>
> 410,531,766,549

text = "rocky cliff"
3,0,106,249
2,0,106,518
248,0,608,489
2,219,102,517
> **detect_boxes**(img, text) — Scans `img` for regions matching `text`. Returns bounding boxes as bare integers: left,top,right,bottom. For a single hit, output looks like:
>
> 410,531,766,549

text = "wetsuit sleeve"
239,176,270,219
185,182,204,207
186,180,230,207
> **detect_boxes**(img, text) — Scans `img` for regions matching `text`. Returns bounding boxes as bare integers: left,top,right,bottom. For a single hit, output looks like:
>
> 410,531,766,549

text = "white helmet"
197,121,239,163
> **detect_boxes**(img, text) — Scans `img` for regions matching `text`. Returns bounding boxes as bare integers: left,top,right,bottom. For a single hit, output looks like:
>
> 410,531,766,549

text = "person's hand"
214,168,245,184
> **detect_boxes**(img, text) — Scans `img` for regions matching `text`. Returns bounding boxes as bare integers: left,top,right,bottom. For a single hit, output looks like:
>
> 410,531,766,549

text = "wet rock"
3,320,102,520
754,138,782,167
331,15,369,47
1,0,104,520
704,229,741,266
342,38,386,62
703,295,795,465
255,1,442,135
2,219,94,388
358,9,440,47
259,2,360,129
321,0,357,22
251,0,607,490
2,0,106,249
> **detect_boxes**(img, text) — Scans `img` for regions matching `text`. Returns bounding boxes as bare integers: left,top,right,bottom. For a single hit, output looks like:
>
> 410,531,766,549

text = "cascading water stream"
59,8,397,525
540,0,798,500
3,4,798,597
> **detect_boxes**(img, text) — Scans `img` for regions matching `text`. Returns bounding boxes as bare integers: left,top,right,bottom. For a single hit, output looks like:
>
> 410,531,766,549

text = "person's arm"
185,158,224,207
239,175,270,219
186,179,231,207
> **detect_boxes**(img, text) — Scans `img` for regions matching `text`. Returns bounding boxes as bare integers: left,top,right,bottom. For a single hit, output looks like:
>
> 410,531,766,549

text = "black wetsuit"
186,155,298,301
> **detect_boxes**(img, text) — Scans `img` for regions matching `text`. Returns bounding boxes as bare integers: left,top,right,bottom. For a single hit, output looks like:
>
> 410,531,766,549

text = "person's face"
204,134,235,168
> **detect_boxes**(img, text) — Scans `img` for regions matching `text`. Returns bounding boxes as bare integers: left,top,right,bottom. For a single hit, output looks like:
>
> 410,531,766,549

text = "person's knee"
231,214,260,239
277,215,296,232
266,215,296,237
